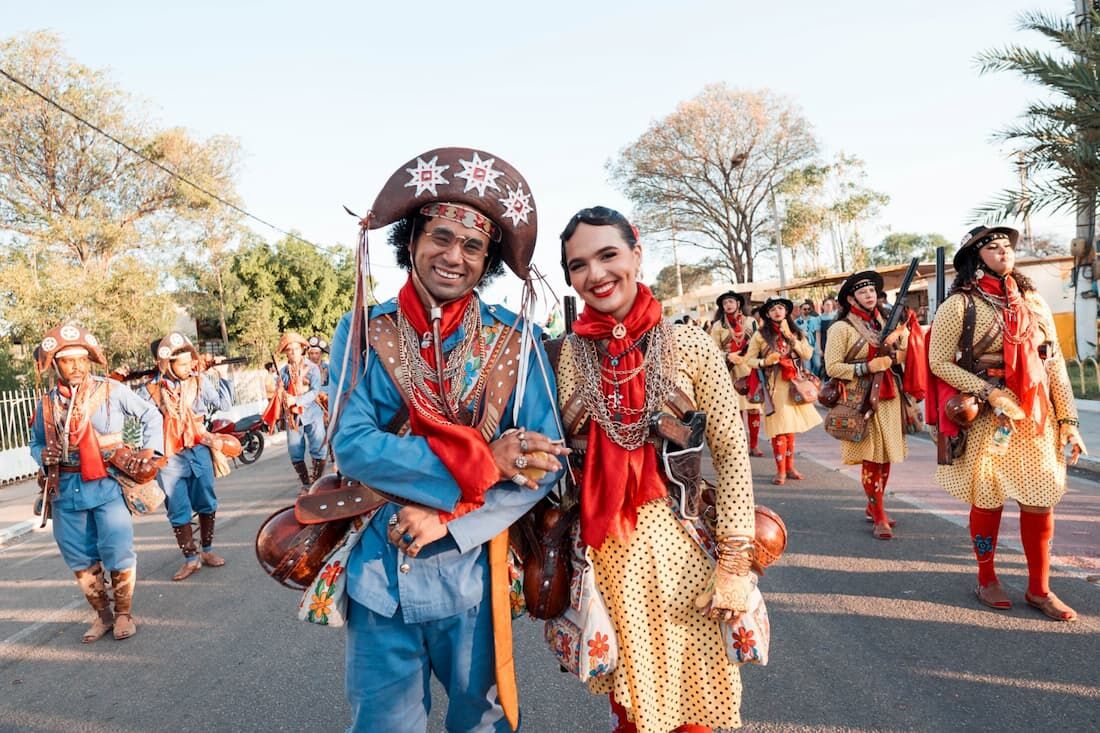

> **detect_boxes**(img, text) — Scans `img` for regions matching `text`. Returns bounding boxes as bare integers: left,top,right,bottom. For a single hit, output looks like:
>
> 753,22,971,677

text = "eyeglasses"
422,227,490,262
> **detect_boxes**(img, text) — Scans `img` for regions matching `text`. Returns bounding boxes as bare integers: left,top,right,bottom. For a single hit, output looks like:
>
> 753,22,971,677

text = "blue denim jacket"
30,376,164,512
328,297,563,623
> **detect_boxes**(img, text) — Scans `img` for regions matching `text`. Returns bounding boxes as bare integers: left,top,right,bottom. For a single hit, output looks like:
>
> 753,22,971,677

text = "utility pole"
1074,0,1097,359
769,186,788,295
669,206,684,297
1016,152,1033,251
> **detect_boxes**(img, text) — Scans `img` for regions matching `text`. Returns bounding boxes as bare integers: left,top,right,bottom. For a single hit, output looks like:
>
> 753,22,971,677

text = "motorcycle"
206,414,265,464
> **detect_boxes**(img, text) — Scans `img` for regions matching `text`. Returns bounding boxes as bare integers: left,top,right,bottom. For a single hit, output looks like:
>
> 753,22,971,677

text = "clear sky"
3,0,1077,313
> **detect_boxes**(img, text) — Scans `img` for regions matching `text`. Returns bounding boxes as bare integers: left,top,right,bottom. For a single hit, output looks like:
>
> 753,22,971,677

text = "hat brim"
838,270,885,304
716,291,745,308
954,226,1019,270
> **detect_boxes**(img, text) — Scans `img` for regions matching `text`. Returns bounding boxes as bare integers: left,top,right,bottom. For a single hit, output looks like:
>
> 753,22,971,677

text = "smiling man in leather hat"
323,148,567,732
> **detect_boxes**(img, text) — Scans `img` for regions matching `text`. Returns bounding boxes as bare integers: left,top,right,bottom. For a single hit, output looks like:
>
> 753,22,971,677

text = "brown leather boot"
292,460,311,492
198,513,226,567
109,568,137,639
310,458,327,483
74,564,114,643
171,523,201,581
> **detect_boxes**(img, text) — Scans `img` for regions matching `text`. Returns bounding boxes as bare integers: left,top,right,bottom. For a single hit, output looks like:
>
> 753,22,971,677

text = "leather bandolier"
938,292,1002,465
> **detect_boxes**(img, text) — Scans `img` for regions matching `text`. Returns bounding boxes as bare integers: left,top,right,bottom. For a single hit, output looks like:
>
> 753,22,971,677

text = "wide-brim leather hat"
277,332,310,355
368,147,537,279
838,270,885,305
716,290,745,308
761,296,794,317
36,324,106,373
953,225,1019,271
307,335,329,353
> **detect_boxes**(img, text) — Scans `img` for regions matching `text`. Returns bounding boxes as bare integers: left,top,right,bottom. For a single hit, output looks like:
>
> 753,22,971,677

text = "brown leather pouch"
514,498,578,620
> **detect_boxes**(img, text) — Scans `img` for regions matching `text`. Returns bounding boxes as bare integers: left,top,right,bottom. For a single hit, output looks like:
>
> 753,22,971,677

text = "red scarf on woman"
396,278,498,507
849,305,898,400
724,314,748,353
976,274,1050,430
763,321,798,381
574,284,667,549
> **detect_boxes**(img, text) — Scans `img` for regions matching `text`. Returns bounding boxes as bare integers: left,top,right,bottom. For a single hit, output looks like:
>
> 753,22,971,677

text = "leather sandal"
749,448,765,457
112,613,137,640
976,582,1012,610
865,506,897,527
1025,591,1078,622
172,558,201,582
82,614,114,644
772,473,787,486
200,551,226,567
787,467,804,480
872,521,894,540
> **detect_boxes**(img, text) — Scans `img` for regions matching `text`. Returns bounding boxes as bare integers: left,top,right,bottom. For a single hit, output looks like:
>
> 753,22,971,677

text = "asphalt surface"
0,440,1097,733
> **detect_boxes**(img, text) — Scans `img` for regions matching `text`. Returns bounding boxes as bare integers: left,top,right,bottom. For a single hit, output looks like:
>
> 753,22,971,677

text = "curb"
0,519,37,546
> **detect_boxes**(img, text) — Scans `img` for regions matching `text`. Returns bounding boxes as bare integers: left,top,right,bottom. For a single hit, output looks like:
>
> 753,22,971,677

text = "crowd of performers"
24,143,1087,732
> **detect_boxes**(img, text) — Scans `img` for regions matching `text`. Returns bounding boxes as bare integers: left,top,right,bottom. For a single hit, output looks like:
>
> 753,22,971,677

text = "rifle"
563,295,577,335
881,258,921,347
115,355,248,382
933,246,946,320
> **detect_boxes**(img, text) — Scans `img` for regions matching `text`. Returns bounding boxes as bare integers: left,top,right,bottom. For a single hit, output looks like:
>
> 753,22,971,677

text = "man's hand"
489,429,567,490
387,505,448,557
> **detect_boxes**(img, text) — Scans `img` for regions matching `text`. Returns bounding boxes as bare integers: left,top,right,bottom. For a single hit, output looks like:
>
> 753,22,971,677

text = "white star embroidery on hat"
404,156,450,197
60,325,80,341
455,153,503,197
498,183,533,227
41,336,58,352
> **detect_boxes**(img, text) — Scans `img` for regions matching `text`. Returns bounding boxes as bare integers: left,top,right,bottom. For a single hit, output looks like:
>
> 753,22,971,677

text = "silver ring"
388,514,399,526
517,432,526,442
409,542,420,552
511,473,527,486
519,439,529,453
513,455,529,469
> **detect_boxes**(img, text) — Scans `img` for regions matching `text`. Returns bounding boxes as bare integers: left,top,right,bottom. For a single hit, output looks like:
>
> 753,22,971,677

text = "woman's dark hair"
559,205,638,280
948,247,1036,296
761,303,804,350
388,213,506,285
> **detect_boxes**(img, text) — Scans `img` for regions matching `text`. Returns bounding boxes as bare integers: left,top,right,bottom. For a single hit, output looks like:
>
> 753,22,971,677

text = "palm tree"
973,8,1100,221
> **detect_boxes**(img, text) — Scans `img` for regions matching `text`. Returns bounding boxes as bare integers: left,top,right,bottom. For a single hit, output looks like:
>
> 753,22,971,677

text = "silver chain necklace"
396,298,484,422
570,320,678,449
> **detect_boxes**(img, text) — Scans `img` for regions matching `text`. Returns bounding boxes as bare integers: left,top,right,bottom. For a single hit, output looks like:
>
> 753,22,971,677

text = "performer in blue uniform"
140,332,233,581
29,324,163,642
328,147,566,732
277,331,328,491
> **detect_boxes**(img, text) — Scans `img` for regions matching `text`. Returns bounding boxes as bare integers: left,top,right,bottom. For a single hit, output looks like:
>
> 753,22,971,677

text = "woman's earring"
974,267,985,280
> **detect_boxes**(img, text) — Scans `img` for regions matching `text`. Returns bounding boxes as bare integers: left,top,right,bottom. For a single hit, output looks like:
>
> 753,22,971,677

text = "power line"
0,64,384,267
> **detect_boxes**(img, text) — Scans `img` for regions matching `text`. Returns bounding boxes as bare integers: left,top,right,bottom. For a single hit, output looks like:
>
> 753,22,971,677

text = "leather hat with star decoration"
368,147,537,280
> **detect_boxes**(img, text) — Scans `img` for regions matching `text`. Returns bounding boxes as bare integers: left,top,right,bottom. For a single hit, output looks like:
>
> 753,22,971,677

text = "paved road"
1,437,1097,732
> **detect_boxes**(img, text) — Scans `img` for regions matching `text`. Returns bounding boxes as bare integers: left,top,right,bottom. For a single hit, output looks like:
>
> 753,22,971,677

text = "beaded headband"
419,202,501,242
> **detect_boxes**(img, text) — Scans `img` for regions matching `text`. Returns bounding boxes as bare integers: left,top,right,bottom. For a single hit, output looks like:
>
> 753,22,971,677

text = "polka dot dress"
823,319,910,465
929,291,1076,508
743,331,823,436
557,325,755,732
709,321,762,414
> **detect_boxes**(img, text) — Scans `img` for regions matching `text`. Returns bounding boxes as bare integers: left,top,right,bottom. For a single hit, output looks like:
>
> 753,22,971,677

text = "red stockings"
1019,509,1054,597
771,434,788,484
746,411,762,453
861,461,892,538
969,505,1003,588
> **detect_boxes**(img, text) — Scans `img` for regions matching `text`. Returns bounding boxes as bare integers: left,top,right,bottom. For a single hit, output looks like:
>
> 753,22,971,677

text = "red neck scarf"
396,277,498,507
724,314,748,352
56,381,109,481
849,305,897,400
154,376,203,457
764,320,798,381
573,284,667,549
976,274,1050,429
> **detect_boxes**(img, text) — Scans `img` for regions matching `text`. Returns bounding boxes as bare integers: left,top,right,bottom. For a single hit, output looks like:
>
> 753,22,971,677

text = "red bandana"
396,277,499,508
573,284,667,549
850,306,896,400
763,321,798,381
56,382,109,481
724,314,748,353
976,274,1050,429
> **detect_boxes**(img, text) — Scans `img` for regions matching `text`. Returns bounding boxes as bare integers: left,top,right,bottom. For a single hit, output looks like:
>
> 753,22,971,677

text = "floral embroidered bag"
720,574,770,666
543,527,618,681
297,513,372,627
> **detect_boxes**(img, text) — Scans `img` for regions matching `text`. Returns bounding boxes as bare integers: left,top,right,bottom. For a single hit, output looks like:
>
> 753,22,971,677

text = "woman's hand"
489,429,567,489
867,355,894,374
695,538,752,623
762,352,781,367
727,353,744,366
387,506,448,557
882,325,905,348
1060,423,1086,465
987,389,1025,420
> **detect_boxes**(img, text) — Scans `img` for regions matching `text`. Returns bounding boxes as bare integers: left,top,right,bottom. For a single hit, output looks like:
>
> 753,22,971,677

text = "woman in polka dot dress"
709,291,765,457
556,206,757,733
743,296,822,485
928,226,1085,621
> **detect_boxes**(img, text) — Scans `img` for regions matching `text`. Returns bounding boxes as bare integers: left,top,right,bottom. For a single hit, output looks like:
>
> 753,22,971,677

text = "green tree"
870,232,952,266
609,84,820,284
230,236,355,343
649,262,715,301
823,154,890,271
974,8,1100,219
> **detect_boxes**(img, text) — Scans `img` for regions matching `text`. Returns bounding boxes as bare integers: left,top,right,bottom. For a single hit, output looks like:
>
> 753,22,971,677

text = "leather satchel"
733,376,750,396
513,497,578,620
817,379,844,408
823,404,868,442
788,366,821,405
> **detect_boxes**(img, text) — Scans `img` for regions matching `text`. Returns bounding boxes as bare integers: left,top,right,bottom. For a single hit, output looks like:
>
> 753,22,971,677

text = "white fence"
0,367,271,485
